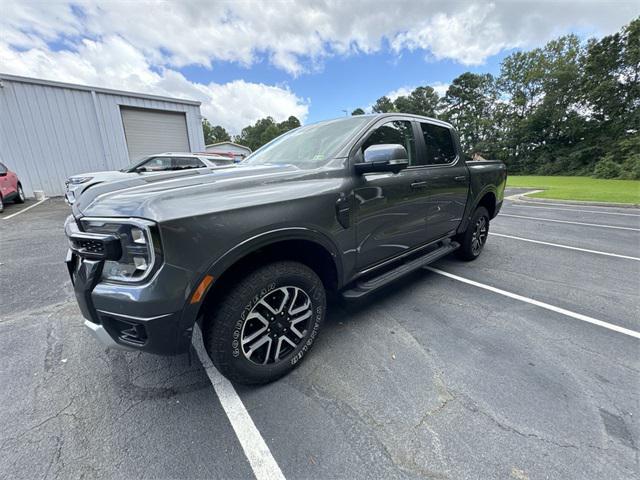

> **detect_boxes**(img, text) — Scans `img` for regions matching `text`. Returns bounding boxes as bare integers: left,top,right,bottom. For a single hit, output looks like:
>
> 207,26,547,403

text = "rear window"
420,123,457,165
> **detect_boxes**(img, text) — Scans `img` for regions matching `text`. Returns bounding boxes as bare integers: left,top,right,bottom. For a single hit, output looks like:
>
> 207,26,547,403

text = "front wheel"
203,261,326,384
456,206,490,261
16,184,25,204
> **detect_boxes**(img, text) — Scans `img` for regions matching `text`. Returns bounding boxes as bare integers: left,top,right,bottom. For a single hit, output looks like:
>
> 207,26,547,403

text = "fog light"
131,228,146,244
133,256,148,270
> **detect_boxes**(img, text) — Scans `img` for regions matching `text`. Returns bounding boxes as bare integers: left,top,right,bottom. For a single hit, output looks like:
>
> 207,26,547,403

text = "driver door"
353,119,431,269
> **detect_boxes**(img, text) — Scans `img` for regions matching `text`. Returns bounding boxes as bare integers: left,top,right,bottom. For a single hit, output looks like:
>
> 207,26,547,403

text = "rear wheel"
456,206,489,261
16,184,25,204
203,261,326,384
0,194,4,213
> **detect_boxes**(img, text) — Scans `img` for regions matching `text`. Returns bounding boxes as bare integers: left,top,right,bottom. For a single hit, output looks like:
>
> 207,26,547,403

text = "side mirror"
355,144,409,174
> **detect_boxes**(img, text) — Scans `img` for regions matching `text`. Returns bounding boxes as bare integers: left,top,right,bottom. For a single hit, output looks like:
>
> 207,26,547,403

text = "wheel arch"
457,187,498,235
190,228,343,324
476,190,497,218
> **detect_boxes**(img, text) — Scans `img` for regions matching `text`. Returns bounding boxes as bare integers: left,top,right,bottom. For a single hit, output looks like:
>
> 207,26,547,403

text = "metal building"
0,73,205,197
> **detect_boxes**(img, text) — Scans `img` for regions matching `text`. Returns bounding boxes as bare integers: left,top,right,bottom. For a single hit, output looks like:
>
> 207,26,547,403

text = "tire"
203,261,326,385
15,184,25,204
0,195,4,213
456,206,490,261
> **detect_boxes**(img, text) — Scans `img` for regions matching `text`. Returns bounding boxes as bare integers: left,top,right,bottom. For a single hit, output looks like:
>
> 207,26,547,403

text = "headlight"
80,218,161,282
68,176,94,185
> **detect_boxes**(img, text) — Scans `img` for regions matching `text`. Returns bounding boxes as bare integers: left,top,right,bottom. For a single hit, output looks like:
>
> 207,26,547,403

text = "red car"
0,162,25,212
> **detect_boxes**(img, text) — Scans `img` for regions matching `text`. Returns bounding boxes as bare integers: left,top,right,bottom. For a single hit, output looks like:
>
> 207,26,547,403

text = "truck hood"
73,163,344,222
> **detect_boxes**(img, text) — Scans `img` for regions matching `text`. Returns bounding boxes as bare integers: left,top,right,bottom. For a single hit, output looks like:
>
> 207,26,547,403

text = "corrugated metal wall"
0,76,205,197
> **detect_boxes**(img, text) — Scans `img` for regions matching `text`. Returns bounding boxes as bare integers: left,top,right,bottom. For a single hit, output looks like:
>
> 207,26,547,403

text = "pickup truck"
65,114,506,384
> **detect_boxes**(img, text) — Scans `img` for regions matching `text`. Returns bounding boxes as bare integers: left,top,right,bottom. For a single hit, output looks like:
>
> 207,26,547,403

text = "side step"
342,240,459,299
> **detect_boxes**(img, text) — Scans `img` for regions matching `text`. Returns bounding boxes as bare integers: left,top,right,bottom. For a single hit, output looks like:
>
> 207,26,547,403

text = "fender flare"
459,186,498,233
178,227,344,332
205,226,344,283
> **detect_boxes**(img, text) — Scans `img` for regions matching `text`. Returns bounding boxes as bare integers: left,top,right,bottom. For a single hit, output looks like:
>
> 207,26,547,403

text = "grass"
507,176,640,204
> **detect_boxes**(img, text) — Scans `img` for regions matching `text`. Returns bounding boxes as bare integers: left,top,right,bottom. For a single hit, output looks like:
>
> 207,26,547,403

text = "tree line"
204,18,638,179
203,116,301,153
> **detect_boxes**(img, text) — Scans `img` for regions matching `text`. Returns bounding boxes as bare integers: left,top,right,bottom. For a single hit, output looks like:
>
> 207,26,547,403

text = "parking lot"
1,190,638,480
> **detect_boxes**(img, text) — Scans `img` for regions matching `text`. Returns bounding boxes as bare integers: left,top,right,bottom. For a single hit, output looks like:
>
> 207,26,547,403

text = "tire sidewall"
462,206,489,259
212,264,325,383
17,185,25,203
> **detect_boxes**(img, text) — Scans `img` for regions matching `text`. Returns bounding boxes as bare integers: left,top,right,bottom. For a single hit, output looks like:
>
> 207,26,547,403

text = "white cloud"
384,82,450,101
2,1,637,75
0,1,636,130
0,36,308,134
430,82,450,97
385,86,414,101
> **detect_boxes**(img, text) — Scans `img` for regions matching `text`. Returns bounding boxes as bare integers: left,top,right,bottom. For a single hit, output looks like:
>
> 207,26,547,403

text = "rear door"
415,121,470,242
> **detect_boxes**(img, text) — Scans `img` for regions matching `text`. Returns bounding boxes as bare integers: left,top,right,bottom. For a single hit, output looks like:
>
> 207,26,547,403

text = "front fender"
177,226,344,333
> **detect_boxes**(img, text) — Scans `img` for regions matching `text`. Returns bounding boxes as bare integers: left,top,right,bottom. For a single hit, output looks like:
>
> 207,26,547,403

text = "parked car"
64,152,235,204
0,161,26,212
64,114,506,384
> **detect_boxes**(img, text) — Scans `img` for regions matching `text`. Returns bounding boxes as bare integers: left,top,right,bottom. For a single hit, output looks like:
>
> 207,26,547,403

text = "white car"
65,152,235,204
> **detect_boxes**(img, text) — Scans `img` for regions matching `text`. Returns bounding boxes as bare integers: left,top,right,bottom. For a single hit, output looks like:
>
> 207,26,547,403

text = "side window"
0,163,7,174
173,157,204,168
362,121,417,166
421,123,457,165
140,156,172,170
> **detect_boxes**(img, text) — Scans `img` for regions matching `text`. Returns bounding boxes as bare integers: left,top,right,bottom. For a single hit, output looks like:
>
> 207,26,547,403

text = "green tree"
372,96,396,113
440,73,497,156
351,108,365,115
234,116,302,151
495,34,587,173
394,86,440,116
202,118,231,145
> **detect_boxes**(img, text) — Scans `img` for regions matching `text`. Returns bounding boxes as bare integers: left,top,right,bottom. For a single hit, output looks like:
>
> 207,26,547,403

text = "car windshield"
243,116,370,169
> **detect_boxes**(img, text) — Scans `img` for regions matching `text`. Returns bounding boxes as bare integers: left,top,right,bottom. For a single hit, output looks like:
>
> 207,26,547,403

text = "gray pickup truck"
65,114,506,384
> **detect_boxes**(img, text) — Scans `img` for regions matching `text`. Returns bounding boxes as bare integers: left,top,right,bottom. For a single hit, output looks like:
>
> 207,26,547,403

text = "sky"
1,1,638,134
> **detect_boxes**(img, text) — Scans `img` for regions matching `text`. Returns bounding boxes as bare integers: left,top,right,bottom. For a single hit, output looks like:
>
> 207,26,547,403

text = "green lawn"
507,176,640,204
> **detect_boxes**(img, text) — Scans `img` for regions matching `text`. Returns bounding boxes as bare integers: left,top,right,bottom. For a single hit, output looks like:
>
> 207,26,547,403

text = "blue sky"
2,1,638,133
180,45,510,123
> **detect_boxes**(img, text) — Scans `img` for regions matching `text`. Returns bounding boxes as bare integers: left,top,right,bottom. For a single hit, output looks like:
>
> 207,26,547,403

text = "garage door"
120,107,190,160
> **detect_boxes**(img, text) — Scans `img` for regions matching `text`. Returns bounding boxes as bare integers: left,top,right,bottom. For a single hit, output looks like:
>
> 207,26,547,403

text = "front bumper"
84,319,133,351
65,220,196,355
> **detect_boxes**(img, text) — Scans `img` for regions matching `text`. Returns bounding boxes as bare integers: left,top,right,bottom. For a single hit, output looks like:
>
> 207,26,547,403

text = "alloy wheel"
471,215,488,255
241,286,313,365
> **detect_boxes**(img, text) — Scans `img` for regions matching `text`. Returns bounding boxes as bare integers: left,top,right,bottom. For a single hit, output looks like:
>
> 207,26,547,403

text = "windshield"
244,116,371,169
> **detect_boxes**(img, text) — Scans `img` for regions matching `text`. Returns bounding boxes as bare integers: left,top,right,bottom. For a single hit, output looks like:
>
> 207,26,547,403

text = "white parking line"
504,190,543,200
490,232,640,261
499,213,640,232
425,267,640,340
2,198,47,219
192,324,286,480
512,198,639,210
508,203,640,217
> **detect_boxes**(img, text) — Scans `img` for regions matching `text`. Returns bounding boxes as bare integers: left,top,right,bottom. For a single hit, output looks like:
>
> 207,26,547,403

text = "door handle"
454,175,467,182
410,181,428,189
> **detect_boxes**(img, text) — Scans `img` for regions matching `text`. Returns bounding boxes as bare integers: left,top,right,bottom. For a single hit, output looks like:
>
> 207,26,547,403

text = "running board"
342,240,460,299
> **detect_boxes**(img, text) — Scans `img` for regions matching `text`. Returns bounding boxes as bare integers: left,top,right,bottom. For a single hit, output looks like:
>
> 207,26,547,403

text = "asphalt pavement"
0,191,638,480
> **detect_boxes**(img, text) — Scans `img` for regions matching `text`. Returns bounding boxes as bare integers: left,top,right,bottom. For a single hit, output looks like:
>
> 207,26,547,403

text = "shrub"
619,155,640,180
593,159,621,179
